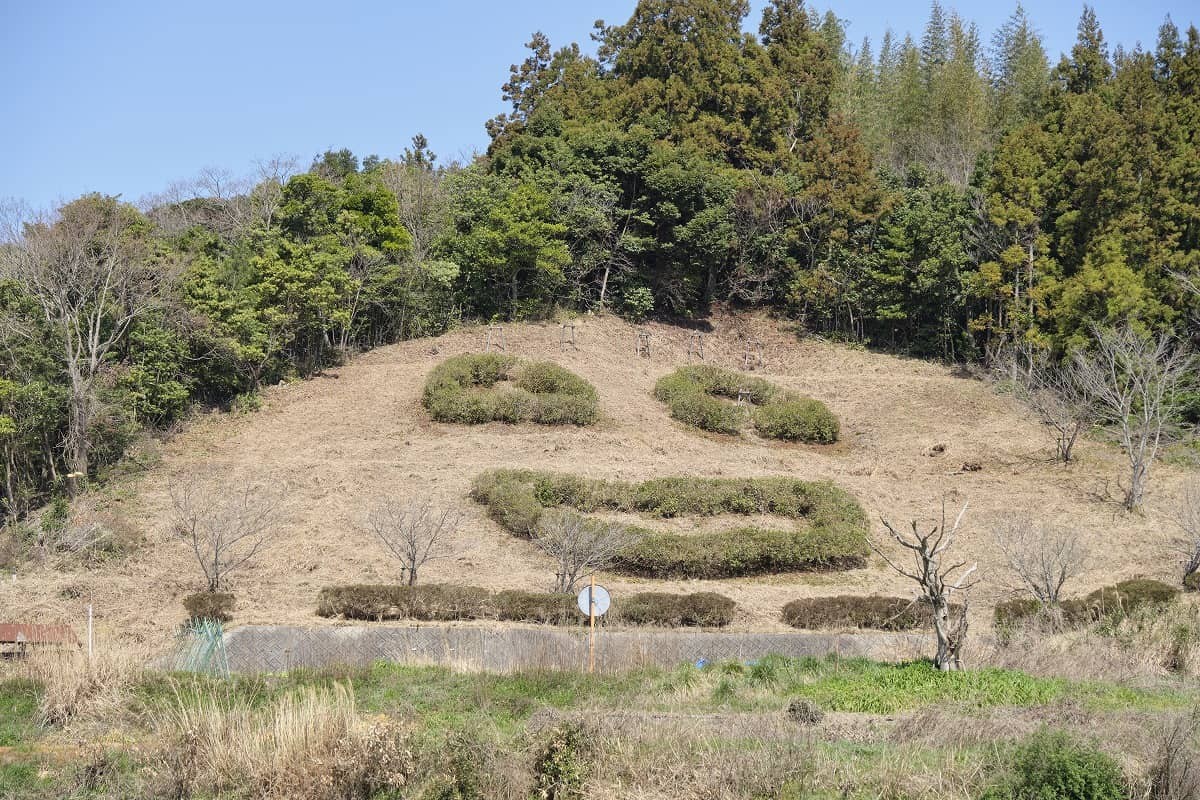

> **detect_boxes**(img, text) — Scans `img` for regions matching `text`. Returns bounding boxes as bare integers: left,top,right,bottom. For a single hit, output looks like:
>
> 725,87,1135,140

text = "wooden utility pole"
588,573,596,674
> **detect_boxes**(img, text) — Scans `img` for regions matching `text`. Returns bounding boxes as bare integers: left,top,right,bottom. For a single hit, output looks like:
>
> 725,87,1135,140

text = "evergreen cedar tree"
1,0,1198,516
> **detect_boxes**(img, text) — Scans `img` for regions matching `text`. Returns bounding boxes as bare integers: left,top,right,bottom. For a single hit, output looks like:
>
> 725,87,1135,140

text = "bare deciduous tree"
533,510,639,593
875,502,978,671
992,516,1087,605
1174,483,1200,588
1073,325,1196,510
997,344,1095,462
366,499,462,585
1,196,167,495
376,141,450,266
169,479,281,592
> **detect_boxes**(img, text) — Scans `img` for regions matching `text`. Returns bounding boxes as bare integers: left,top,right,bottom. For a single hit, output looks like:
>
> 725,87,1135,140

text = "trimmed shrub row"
781,595,936,631
316,584,736,627
653,365,839,443
422,353,598,426
470,469,869,579
994,578,1180,628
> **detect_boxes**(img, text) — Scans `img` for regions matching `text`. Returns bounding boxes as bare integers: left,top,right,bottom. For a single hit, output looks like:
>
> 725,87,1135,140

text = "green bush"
752,397,840,443
615,592,736,627
493,590,576,624
993,598,1045,629
317,584,736,628
316,584,491,621
981,729,1125,800
422,353,598,426
653,365,838,442
531,721,591,800
183,592,235,623
993,578,1180,629
470,469,869,579
1184,570,1200,592
1080,578,1179,619
781,596,936,631
615,526,864,579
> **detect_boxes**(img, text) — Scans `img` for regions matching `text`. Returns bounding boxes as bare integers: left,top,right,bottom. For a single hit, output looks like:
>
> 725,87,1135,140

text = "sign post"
576,579,611,674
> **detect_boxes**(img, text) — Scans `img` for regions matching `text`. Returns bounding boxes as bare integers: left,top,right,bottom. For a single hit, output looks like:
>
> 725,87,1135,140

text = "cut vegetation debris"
654,364,839,442
470,469,869,578
422,353,599,425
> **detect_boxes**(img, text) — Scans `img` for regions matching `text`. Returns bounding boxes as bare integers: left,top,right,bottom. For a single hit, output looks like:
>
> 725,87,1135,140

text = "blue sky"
1,0,1193,210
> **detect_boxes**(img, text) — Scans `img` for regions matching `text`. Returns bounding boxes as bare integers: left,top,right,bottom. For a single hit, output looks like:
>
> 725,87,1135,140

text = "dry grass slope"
1,312,1195,650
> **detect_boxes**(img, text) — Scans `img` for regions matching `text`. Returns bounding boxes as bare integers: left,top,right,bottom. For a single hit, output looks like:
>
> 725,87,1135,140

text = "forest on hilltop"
0,0,1198,519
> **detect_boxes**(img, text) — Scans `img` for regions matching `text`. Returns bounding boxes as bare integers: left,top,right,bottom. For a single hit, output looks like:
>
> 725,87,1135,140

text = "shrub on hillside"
183,592,235,623
493,590,576,624
653,365,838,442
980,729,1125,800
422,353,598,426
316,584,490,621
994,578,1180,628
615,592,736,627
615,526,865,579
470,469,870,579
752,397,840,443
780,596,939,631
317,584,736,628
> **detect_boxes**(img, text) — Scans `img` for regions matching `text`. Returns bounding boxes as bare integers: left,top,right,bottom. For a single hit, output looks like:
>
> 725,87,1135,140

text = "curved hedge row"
653,365,839,442
994,579,1180,628
316,584,735,627
422,353,598,426
470,469,869,579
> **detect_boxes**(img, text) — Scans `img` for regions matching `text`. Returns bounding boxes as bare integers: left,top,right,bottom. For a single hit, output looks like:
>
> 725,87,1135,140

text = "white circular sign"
577,584,611,617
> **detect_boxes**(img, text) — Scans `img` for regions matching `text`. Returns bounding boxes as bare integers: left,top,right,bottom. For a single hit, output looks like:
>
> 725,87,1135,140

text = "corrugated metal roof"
0,624,78,644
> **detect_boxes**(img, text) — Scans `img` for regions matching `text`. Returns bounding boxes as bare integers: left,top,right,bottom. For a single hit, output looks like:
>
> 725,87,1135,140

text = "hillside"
1,312,1192,649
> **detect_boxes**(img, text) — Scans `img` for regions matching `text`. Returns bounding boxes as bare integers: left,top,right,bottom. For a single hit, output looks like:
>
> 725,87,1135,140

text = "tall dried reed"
156,680,411,800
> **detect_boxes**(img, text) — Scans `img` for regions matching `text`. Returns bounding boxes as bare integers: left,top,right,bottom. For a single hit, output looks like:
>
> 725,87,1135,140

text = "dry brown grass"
155,681,411,800
11,639,149,728
981,599,1200,682
0,311,1195,655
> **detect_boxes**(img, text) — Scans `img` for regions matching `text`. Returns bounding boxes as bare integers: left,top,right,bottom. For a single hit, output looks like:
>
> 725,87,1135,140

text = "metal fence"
222,624,929,674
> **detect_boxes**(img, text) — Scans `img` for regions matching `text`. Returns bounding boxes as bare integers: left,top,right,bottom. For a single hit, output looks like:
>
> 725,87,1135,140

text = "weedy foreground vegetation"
4,610,1200,800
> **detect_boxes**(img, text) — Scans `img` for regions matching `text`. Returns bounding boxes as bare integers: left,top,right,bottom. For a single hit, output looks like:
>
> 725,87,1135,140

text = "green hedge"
315,584,735,627
781,595,935,631
422,353,598,426
183,592,235,623
615,591,735,627
653,365,838,442
994,578,1181,628
470,469,869,579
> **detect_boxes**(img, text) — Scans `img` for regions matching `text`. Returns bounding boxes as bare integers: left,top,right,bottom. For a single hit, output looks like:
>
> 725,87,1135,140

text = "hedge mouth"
470,469,869,579
653,365,839,443
422,353,599,426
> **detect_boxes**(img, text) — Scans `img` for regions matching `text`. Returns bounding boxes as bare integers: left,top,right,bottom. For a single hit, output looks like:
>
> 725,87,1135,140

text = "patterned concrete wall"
222,624,929,673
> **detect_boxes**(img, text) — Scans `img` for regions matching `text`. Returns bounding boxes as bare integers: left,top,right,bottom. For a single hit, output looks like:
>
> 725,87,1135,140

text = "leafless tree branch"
873,500,977,671
532,510,640,593
366,498,462,585
1073,325,1196,510
992,516,1087,604
168,478,282,592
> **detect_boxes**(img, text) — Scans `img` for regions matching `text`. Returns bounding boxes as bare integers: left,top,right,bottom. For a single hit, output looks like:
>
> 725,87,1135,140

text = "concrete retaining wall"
222,624,929,673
